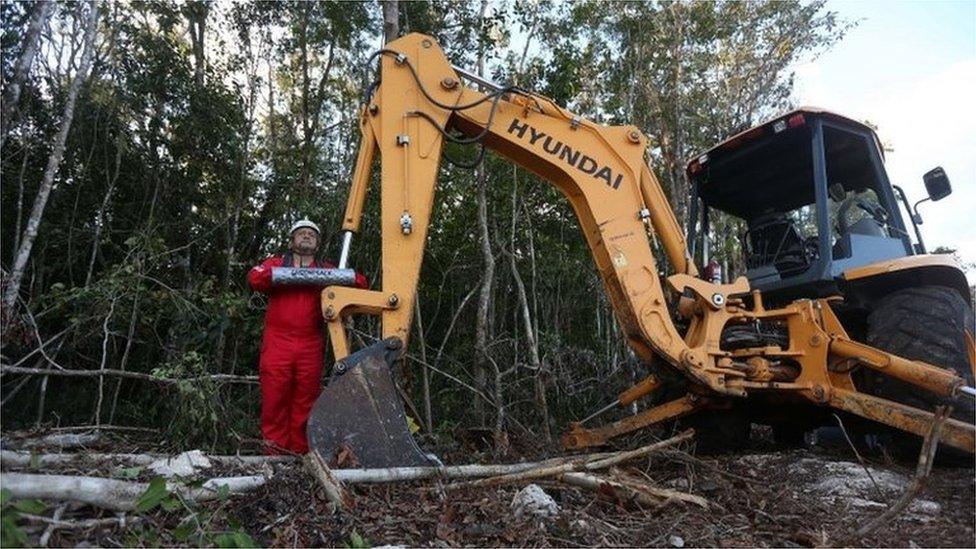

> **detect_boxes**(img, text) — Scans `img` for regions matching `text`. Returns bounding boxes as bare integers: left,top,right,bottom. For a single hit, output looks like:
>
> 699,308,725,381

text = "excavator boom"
308,34,975,466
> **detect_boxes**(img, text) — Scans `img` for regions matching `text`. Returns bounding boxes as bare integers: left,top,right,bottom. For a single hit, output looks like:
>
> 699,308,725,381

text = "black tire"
772,425,807,448
682,409,751,454
865,285,975,459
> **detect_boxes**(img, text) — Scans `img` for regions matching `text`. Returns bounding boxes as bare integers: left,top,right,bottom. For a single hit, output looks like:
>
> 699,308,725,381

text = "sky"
792,0,976,282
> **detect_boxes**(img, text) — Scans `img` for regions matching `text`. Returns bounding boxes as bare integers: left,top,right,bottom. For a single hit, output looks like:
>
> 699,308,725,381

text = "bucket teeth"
307,338,435,468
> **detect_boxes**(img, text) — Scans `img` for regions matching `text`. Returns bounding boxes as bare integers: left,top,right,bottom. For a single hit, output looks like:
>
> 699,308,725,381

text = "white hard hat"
289,218,320,235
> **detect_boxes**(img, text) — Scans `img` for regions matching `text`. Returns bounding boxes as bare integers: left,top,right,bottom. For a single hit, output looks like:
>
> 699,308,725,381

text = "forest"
1,0,849,450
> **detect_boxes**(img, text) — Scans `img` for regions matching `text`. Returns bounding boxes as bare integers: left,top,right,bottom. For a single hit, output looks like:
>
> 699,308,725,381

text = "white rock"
148,450,212,478
810,461,906,498
511,484,559,519
907,499,941,519
669,535,685,548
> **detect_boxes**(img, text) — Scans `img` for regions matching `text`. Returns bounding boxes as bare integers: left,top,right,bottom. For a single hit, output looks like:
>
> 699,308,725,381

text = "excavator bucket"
307,338,435,468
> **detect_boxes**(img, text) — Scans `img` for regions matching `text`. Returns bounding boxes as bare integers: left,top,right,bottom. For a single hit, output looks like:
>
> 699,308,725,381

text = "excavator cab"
686,109,950,303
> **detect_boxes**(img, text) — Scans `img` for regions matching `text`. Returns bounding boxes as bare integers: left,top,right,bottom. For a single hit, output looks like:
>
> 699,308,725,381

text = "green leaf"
135,477,170,513
172,516,197,541
116,466,144,479
233,531,256,547
184,478,207,489
215,531,256,548
346,530,369,548
406,415,420,435
160,497,181,512
12,500,46,515
1,514,28,548
0,489,11,507
217,484,231,502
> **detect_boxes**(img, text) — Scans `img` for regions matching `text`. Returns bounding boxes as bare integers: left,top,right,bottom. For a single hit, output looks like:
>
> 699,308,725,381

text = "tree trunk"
0,0,54,150
13,148,29,254
381,0,399,43
471,0,492,426
3,0,100,314
85,142,123,286
414,298,433,432
94,291,119,426
185,1,207,89
108,290,141,424
508,177,550,442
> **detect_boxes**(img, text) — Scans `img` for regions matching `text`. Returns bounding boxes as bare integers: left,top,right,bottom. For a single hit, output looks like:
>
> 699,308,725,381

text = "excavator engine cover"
307,338,434,468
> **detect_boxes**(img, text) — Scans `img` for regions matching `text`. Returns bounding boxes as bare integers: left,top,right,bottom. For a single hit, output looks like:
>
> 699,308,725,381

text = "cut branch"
1,450,295,468
305,450,352,509
854,406,950,539
560,471,707,509
448,429,694,489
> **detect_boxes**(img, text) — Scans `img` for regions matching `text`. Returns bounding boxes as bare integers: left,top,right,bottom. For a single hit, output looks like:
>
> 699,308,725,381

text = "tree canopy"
1,0,848,450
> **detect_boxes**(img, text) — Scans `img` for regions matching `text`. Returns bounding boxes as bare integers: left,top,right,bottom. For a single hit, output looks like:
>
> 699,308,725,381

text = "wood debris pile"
1,426,973,547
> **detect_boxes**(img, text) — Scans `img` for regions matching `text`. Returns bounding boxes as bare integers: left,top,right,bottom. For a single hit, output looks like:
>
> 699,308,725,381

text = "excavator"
304,33,975,467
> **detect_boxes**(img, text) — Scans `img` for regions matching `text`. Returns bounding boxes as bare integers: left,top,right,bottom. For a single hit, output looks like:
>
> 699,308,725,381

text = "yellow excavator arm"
308,34,974,466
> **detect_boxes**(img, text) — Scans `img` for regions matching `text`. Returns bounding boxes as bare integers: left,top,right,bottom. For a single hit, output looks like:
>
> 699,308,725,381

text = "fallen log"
448,429,694,490
0,473,267,511
1,450,295,468
327,452,613,483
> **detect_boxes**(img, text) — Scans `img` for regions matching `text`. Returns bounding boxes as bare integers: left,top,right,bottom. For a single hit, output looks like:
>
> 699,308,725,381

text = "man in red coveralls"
248,219,367,454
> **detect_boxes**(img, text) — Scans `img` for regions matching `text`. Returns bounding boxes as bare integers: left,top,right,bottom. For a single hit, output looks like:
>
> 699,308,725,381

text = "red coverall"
248,256,368,454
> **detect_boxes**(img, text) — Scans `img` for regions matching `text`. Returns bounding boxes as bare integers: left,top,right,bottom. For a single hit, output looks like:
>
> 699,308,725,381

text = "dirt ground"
4,427,974,548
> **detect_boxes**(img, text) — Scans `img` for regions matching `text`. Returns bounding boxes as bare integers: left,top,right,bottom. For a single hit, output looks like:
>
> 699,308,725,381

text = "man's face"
290,227,320,255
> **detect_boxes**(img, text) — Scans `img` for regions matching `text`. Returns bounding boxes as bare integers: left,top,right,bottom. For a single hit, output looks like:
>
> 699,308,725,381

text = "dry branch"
559,471,707,509
326,451,614,484
604,468,708,507
0,365,258,385
448,429,694,489
305,450,353,509
20,512,144,531
38,503,66,546
0,473,267,511
854,406,949,539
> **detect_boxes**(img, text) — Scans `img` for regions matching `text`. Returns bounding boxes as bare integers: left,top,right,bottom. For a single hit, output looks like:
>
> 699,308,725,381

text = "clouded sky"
793,0,976,281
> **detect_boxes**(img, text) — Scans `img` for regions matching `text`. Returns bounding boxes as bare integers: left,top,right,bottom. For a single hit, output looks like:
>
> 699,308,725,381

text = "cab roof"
685,107,884,177
685,108,887,220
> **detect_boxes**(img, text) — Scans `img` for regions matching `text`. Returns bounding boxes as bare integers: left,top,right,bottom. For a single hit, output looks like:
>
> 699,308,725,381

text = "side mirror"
923,167,951,201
